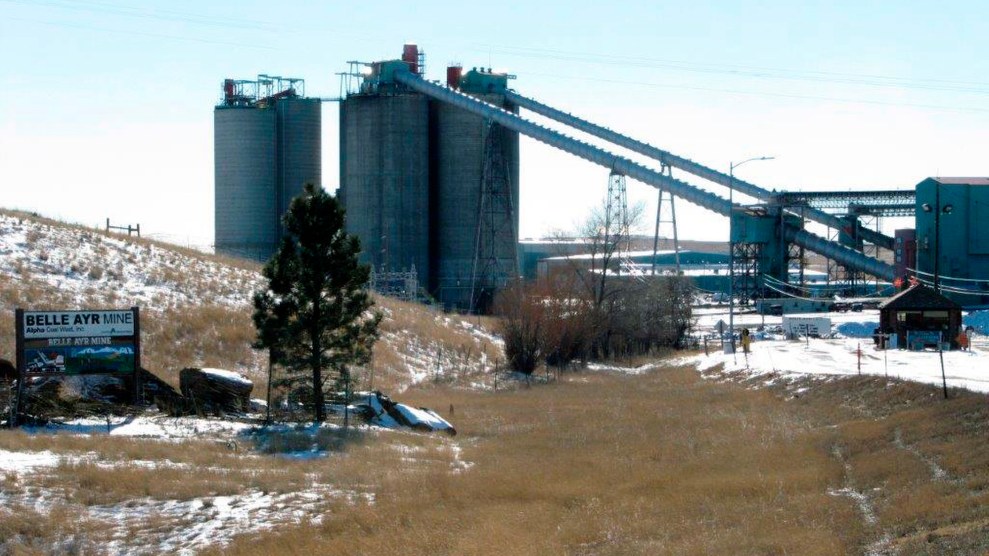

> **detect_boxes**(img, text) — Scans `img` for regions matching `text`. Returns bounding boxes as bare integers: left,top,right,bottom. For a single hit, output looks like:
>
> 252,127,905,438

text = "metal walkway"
391,69,896,281
503,90,896,251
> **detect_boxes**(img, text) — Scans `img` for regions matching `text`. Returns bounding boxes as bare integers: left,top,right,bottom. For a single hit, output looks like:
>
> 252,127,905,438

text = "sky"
2,0,988,249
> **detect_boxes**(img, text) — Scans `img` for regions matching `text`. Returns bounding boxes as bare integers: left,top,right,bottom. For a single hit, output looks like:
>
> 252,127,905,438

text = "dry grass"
141,304,262,387
0,503,109,554
2,358,989,553
210,366,861,555
204,366,989,555
367,296,503,391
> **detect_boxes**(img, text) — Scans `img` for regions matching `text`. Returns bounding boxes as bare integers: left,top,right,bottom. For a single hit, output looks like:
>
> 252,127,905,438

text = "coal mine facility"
212,44,989,310
214,75,321,262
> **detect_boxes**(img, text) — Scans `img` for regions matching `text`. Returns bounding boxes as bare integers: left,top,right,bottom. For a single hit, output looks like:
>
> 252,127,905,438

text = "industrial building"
893,228,917,281
913,177,989,306
334,44,906,311
214,75,321,262
209,46,989,312
339,45,519,311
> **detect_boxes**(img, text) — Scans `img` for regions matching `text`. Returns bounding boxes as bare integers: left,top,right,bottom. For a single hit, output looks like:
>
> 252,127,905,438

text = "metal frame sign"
16,308,141,377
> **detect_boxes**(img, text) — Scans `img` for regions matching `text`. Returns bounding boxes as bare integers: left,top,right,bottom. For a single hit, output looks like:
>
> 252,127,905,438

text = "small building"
878,285,962,349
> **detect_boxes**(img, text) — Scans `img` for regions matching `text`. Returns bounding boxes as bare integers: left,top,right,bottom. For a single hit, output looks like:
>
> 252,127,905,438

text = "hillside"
0,209,502,392
6,210,989,554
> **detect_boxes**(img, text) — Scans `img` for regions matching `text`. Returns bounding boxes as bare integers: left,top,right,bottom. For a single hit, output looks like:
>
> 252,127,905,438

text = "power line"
518,71,989,115
474,44,989,95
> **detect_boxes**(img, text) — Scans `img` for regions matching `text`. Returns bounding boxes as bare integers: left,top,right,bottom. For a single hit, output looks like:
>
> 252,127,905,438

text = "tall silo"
214,104,278,260
276,96,322,228
430,72,520,310
339,88,431,288
214,77,321,262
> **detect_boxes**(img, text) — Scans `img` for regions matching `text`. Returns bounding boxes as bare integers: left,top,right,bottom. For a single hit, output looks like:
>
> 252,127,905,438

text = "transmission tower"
470,121,519,313
605,171,634,276
651,164,681,275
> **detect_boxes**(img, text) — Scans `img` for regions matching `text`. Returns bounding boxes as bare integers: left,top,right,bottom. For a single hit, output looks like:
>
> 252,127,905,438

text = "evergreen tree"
253,183,381,423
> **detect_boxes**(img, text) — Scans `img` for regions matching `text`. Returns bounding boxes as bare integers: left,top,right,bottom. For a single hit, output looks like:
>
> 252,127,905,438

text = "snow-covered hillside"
0,210,503,391
0,212,262,309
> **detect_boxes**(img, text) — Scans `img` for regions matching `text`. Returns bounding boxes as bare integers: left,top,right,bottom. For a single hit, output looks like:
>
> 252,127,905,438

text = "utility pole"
728,156,774,356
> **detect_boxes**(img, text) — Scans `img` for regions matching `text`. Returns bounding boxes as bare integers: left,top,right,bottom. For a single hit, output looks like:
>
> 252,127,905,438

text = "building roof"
878,284,962,311
541,249,683,262
926,177,989,186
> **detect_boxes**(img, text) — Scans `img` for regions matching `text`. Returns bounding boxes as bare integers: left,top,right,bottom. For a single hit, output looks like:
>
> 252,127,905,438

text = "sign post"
13,309,25,427
715,319,727,351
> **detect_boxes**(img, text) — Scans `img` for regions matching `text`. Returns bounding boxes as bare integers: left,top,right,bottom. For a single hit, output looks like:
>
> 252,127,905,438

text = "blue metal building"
914,177,989,306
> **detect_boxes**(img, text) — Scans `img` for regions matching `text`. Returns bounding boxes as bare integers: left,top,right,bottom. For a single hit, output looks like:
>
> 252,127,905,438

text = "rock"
179,368,253,416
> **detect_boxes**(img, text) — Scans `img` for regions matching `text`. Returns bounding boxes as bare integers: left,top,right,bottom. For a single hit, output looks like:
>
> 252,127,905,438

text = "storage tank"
339,93,430,286
214,105,278,261
275,97,322,238
430,93,520,309
213,77,321,263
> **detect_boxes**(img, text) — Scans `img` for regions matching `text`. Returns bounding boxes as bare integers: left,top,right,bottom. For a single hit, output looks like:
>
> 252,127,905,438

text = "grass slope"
0,209,502,392
207,365,989,555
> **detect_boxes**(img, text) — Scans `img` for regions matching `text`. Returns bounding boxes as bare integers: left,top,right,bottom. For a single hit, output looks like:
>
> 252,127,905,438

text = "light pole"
728,156,774,355
921,183,952,294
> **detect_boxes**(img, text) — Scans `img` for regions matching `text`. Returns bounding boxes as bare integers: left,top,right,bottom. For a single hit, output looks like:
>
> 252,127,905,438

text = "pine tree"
253,183,381,423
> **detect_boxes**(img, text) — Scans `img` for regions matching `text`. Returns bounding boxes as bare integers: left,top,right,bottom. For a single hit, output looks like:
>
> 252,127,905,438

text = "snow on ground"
26,413,256,439
586,361,662,375
690,308,989,393
0,449,60,472
0,212,262,309
95,484,356,556
2,414,465,555
381,325,499,391
0,456,361,556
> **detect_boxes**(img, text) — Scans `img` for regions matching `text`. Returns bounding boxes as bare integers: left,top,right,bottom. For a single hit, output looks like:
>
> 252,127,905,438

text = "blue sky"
2,0,987,247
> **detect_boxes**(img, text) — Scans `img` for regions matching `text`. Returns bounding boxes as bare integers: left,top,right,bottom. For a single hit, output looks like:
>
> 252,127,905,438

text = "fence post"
939,335,948,399
857,343,861,375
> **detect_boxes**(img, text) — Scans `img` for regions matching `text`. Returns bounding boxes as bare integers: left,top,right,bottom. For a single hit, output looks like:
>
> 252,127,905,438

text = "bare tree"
547,201,645,358
492,281,545,375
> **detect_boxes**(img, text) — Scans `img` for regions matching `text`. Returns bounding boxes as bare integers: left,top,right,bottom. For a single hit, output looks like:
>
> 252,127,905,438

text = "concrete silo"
213,76,321,262
430,70,520,310
214,105,277,260
339,92,430,286
338,48,520,311
275,96,322,231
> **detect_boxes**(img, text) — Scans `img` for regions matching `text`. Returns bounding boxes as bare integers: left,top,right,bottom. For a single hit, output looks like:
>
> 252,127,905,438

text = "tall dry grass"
3,358,989,553
209,365,862,555
209,366,989,555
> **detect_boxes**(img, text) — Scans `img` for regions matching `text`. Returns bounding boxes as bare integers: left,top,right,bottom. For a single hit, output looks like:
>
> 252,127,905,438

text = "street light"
921,183,953,294
727,156,775,355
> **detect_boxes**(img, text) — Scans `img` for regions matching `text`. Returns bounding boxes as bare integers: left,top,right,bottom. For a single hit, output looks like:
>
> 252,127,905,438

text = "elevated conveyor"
391,69,895,281
503,91,896,251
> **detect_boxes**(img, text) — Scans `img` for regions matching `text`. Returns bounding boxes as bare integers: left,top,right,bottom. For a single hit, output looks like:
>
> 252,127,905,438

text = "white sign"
22,310,135,339
782,316,832,337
